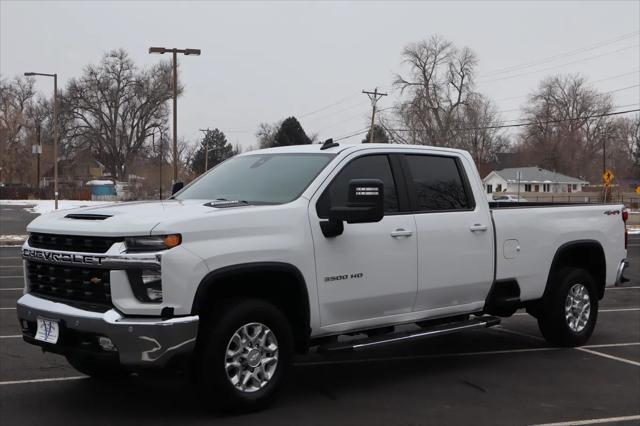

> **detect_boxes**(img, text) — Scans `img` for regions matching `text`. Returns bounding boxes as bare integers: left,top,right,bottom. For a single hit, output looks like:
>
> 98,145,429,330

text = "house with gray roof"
483,167,589,195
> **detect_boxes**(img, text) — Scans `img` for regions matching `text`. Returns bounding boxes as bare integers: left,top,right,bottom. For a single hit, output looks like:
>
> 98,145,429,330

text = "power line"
317,109,371,133
477,44,639,84
605,83,640,94
592,70,640,84
299,92,361,118
303,100,369,122
334,127,370,142
494,70,640,102
386,108,640,133
480,31,639,77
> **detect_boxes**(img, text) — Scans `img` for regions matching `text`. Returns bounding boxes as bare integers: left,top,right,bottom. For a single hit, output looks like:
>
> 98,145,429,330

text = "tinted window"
317,155,399,217
405,155,472,211
176,153,334,204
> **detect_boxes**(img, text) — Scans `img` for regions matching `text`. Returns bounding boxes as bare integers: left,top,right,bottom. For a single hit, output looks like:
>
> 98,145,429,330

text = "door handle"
391,228,413,238
470,224,488,232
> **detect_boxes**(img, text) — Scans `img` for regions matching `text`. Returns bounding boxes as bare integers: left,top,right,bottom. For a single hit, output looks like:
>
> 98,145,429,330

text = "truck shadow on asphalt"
13,329,563,423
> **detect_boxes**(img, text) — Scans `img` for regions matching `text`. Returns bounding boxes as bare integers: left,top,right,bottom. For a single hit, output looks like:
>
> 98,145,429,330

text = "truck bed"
490,203,627,302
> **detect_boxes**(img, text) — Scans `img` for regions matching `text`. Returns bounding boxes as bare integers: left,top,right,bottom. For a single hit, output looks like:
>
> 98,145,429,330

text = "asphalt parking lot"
0,207,638,426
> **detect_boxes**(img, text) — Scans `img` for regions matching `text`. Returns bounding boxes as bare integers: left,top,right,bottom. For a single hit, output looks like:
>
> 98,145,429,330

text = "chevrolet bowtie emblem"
90,277,102,285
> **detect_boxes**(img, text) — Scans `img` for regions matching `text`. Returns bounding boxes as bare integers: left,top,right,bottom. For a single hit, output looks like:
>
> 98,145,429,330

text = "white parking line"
493,326,545,341
0,288,22,291
514,307,640,316
585,342,640,348
0,307,16,310
0,266,23,268
531,414,640,426
0,335,21,339
606,286,640,290
296,346,562,366
0,376,87,386
576,347,640,367
0,257,21,260
0,276,22,279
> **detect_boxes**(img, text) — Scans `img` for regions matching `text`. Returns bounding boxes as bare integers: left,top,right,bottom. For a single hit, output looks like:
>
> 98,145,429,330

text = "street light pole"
24,72,59,209
172,50,178,182
149,47,201,184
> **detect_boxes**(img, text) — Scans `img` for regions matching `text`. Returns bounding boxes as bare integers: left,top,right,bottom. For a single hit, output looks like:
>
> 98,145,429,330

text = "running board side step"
317,316,501,354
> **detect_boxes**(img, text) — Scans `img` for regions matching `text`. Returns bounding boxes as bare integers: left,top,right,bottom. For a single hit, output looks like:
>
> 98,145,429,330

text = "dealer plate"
35,318,59,344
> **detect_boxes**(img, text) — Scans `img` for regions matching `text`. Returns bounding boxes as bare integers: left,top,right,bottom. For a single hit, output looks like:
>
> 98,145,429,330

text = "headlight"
125,234,181,252
127,269,163,303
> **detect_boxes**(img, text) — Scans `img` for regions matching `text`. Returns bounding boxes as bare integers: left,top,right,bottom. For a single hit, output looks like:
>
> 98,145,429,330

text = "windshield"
175,153,335,204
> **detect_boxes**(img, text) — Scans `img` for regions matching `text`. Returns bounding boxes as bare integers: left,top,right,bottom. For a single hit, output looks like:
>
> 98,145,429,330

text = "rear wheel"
537,267,598,347
194,299,293,412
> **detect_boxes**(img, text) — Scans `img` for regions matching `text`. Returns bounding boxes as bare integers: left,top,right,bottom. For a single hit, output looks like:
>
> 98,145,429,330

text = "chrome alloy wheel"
225,322,279,393
565,283,591,333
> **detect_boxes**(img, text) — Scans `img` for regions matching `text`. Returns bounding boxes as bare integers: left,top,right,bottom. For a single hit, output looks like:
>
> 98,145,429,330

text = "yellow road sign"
603,169,614,185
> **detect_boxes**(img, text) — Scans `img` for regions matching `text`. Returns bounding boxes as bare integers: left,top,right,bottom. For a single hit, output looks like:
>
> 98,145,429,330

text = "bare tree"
456,94,508,165
518,74,615,181
611,114,640,179
0,76,36,184
64,49,174,180
255,121,280,149
394,35,477,146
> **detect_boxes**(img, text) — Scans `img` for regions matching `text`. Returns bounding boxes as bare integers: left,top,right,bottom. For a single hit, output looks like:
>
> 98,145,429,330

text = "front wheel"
537,267,598,347
194,299,293,412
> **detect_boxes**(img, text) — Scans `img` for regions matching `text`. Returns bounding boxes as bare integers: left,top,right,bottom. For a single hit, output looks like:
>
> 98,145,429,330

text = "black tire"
194,299,294,413
537,267,599,347
65,353,128,379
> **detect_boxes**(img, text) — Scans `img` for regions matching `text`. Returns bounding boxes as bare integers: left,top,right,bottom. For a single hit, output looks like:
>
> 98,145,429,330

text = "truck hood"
26,199,250,237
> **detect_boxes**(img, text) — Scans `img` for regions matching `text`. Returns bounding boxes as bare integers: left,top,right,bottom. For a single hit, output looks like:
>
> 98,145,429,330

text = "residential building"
483,167,588,195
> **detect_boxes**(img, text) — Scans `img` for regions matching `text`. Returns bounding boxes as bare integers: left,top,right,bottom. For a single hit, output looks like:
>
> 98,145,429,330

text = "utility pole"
199,128,211,173
149,47,201,183
362,88,387,144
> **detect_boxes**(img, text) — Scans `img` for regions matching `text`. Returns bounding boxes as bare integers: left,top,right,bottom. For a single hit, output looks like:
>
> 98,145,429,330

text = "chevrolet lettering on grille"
22,248,106,265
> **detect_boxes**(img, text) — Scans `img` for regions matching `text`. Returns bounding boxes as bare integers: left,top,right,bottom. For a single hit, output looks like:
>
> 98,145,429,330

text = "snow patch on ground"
0,200,116,215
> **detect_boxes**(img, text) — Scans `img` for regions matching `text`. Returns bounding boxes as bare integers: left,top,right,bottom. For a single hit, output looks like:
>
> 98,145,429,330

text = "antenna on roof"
320,138,339,150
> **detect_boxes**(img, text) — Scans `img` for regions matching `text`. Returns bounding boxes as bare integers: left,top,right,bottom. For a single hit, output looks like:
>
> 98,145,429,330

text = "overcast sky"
2,0,639,150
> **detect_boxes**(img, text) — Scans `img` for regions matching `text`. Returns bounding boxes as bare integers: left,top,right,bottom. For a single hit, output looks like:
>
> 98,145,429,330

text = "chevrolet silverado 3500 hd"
17,142,629,411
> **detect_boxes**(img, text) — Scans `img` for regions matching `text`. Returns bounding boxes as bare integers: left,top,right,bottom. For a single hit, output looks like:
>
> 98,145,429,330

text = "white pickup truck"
17,142,629,411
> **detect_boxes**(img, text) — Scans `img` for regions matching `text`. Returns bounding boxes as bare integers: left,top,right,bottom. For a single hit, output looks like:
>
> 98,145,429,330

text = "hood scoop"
65,213,112,220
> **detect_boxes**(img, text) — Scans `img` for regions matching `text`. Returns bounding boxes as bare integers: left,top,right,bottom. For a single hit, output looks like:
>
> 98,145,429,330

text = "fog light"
127,269,163,303
98,336,117,352
146,287,163,302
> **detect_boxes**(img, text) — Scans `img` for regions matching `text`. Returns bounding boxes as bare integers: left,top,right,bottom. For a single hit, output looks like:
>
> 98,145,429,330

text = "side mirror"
171,181,184,195
320,179,384,237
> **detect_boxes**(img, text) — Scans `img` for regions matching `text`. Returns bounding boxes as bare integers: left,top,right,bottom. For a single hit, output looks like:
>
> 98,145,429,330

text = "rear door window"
404,155,474,212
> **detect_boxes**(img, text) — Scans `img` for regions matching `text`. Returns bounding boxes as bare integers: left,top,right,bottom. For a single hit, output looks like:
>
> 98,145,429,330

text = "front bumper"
17,294,199,367
615,259,629,286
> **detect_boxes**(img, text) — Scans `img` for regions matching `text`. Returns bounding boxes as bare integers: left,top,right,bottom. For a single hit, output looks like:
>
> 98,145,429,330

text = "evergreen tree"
191,128,235,174
362,124,390,144
272,117,312,147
